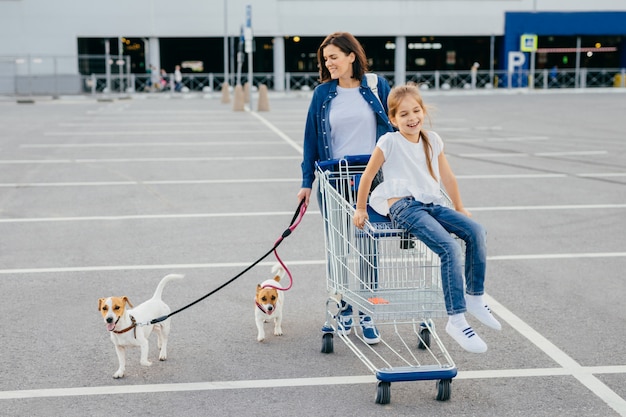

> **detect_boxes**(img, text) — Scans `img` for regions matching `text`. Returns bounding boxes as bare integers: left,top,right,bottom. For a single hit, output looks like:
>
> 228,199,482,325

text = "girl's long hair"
317,32,369,83
387,84,438,181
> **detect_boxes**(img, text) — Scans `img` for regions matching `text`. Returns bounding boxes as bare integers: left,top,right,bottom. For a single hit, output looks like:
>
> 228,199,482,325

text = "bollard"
257,84,270,112
233,84,245,111
221,82,231,103
243,82,250,103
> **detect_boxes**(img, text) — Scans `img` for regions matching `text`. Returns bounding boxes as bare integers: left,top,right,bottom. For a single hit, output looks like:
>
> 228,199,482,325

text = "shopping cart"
317,155,457,404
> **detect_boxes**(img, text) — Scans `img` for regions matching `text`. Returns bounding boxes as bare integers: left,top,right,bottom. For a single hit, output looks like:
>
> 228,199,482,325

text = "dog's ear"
256,284,262,293
122,296,133,308
98,298,105,311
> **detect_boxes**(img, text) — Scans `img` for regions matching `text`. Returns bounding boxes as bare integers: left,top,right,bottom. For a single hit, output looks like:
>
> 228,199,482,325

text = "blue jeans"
389,197,487,315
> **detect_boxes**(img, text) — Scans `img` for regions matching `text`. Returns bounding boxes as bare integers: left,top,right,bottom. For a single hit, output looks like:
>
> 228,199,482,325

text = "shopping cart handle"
316,154,372,171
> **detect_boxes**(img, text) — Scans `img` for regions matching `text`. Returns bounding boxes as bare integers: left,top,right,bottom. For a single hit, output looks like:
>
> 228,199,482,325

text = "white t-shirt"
369,131,446,216
329,86,376,159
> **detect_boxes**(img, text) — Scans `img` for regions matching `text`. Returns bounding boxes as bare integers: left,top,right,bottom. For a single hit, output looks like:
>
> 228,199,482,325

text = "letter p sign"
508,51,526,73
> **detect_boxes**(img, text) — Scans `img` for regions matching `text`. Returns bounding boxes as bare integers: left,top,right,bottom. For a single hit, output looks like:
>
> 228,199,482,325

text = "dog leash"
258,203,305,293
254,204,305,316
145,199,308,326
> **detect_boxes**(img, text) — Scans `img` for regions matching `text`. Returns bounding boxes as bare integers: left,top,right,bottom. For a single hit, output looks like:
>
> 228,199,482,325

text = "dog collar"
256,301,273,316
112,316,137,338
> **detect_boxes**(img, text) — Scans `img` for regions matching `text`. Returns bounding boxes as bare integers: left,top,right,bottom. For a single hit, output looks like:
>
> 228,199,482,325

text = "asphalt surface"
1,88,625,417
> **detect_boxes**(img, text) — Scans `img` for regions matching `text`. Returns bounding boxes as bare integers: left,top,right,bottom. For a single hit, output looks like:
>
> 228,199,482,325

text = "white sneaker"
467,303,502,331
446,321,487,354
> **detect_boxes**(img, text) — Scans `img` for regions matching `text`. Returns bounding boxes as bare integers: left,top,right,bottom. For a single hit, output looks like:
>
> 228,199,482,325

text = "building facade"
1,0,625,94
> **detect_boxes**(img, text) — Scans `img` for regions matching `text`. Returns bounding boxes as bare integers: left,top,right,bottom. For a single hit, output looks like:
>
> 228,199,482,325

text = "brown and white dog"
255,264,286,342
98,274,183,378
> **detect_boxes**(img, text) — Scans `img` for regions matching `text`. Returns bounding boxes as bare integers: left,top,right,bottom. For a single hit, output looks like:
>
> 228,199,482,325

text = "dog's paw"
140,360,153,367
159,353,167,361
274,330,283,336
113,370,124,379
257,335,265,342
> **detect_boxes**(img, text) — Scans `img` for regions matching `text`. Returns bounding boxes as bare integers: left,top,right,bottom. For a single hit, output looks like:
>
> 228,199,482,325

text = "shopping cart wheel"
321,333,334,354
417,327,431,350
436,379,452,401
375,381,391,405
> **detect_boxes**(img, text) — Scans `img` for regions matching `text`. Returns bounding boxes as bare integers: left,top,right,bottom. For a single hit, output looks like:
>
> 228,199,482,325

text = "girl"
353,84,501,353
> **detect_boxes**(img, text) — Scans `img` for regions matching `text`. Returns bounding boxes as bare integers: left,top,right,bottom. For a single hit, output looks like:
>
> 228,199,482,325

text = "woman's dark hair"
317,32,369,83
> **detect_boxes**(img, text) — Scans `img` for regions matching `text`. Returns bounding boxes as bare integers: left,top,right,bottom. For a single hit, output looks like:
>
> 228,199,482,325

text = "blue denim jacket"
300,75,394,188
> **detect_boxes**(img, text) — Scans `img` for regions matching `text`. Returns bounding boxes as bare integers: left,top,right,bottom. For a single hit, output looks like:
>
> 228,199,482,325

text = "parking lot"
1,88,625,416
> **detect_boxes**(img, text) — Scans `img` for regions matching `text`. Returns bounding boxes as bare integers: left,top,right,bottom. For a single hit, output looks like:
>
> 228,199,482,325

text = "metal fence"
0,55,82,95
79,68,626,95
1,53,625,95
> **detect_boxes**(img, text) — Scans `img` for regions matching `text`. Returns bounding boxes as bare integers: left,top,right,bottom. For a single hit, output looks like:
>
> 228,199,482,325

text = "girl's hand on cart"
353,208,368,229
297,188,312,206
456,206,472,217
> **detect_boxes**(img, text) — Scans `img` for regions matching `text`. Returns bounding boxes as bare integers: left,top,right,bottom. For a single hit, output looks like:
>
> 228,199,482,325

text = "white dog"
98,274,183,378
255,264,286,342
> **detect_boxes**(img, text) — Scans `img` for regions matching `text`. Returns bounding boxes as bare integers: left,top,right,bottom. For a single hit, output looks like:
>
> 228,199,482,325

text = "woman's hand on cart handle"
354,208,368,229
297,188,312,206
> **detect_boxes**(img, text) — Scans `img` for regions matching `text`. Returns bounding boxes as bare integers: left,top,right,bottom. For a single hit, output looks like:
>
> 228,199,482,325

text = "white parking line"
579,172,626,178
0,156,301,164
0,376,376,400
43,130,265,136
0,259,326,275
0,179,298,188
2,173,624,188
459,152,530,157
58,122,253,127
458,174,566,179
21,141,286,148
471,203,626,211
536,151,608,157
460,150,608,158
0,253,625,275
489,252,626,261
0,174,576,188
85,109,222,115
1,203,625,223
0,210,308,223
4,365,626,401
448,136,548,143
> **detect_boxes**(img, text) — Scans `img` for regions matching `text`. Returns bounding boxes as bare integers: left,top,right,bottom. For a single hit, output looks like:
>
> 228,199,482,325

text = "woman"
297,32,394,345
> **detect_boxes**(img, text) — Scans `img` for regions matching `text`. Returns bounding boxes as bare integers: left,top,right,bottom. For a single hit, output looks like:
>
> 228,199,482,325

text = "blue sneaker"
360,316,381,345
337,304,353,335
